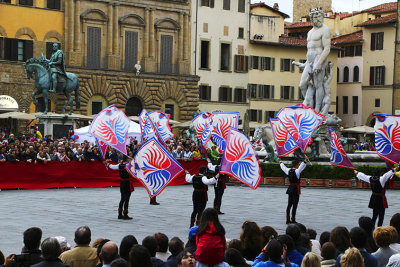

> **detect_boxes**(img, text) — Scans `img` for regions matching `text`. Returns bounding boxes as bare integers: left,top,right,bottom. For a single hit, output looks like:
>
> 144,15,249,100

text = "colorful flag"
211,112,239,151
276,104,324,153
139,109,155,142
374,114,400,164
89,104,130,155
220,127,261,189
192,112,213,146
328,128,354,169
126,137,184,198
270,118,299,157
96,138,108,160
148,111,174,142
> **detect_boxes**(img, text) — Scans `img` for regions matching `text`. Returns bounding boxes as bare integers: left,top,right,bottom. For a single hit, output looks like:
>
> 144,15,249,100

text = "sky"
251,0,395,22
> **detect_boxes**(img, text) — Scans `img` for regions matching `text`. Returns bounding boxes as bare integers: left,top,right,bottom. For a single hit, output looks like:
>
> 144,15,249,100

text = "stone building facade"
292,0,332,22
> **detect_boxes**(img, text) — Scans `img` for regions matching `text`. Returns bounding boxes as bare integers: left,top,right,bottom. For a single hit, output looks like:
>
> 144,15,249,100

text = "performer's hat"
188,226,198,241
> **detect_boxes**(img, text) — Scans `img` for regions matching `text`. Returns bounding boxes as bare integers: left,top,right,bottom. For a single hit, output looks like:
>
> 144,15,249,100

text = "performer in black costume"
355,165,398,227
185,161,219,228
107,155,134,220
279,156,308,224
213,170,226,215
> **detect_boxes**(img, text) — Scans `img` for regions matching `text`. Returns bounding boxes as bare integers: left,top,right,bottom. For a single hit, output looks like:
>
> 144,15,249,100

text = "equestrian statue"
24,43,80,115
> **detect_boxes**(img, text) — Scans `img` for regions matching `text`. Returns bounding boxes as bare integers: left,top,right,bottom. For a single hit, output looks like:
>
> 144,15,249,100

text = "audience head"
339,248,365,267
199,166,207,175
101,241,119,264
198,208,225,236
110,258,128,267
119,235,138,261
23,227,42,251
169,237,184,257
388,226,399,244
307,228,317,240
240,220,263,251
266,239,283,263
278,234,295,252
176,248,195,267
301,252,320,267
188,226,198,241
330,226,350,253
321,242,336,261
227,239,244,253
54,236,71,252
373,226,393,248
142,235,158,257
358,216,374,234
74,226,91,246
97,239,111,262
390,213,400,237
224,248,249,267
128,244,152,267
319,231,330,247
154,232,168,253
41,237,62,261
0,250,4,265
300,233,312,251
350,227,367,249
261,226,278,246
286,224,301,243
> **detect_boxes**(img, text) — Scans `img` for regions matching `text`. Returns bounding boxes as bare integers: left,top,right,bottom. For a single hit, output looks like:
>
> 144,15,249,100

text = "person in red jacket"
195,208,229,267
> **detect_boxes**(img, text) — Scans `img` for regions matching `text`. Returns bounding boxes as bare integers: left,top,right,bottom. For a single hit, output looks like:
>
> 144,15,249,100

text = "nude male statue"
293,8,331,114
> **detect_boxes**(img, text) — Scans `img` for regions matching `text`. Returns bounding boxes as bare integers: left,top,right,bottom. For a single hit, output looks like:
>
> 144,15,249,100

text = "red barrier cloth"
0,160,207,189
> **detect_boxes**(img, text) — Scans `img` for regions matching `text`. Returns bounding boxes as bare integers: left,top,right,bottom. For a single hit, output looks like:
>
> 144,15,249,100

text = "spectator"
390,213,400,243
372,226,398,267
96,239,111,267
185,226,198,254
387,254,400,267
320,242,336,267
119,235,138,262
320,232,330,248
110,258,128,267
176,249,196,267
339,248,364,267
388,226,400,252
142,235,167,267
278,234,303,266
192,147,202,160
358,216,378,253
166,237,184,267
253,239,297,267
31,237,67,267
155,233,171,262
128,244,152,267
49,149,59,161
287,224,309,256
210,145,219,159
172,146,183,159
240,221,264,262
36,150,50,163
261,226,278,247
100,241,119,267
182,146,193,161
301,252,320,267
330,227,351,256
307,229,321,258
54,236,71,253
59,226,99,267
224,248,250,267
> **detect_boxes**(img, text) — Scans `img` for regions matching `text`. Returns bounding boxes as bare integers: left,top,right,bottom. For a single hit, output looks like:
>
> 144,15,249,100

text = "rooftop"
285,21,312,29
355,13,396,27
362,2,397,14
332,31,363,45
250,2,290,18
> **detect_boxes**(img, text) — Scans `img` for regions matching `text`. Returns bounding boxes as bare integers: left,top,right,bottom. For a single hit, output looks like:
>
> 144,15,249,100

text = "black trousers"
119,181,131,210
214,187,224,208
287,192,299,217
191,191,207,220
372,208,385,227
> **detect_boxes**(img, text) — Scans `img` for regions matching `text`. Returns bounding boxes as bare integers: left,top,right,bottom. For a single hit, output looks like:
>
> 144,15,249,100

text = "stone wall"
292,0,332,22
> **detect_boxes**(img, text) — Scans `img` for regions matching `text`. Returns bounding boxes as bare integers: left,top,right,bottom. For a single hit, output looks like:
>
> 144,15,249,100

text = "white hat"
54,236,71,250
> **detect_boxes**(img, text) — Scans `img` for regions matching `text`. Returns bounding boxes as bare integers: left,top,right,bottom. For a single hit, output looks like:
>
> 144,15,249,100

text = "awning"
343,125,375,134
0,95,18,111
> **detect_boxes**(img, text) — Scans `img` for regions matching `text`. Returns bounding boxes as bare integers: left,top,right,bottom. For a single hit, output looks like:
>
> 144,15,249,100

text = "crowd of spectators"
1,212,400,267
0,132,223,164
354,142,376,152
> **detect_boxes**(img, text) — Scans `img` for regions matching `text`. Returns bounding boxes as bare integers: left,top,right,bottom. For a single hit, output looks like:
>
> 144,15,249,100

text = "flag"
374,113,400,164
139,109,155,142
192,112,213,146
126,137,184,198
89,104,130,155
328,128,354,169
220,127,261,189
96,138,108,160
270,118,299,157
211,112,239,151
276,104,324,153
148,111,174,142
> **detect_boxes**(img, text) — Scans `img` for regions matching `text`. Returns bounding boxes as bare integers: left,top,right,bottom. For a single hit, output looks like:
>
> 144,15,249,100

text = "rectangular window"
259,85,274,99
165,104,175,120
1,0,11,3
219,87,232,102
4,38,32,61
223,0,230,10
91,101,103,115
47,0,60,9
125,31,138,72
234,55,248,72
200,40,210,69
355,45,362,56
220,43,231,71
199,85,211,101
234,88,246,103
280,58,294,72
280,86,293,100
238,0,245,12
371,32,384,50
200,0,214,7
87,26,101,69
19,0,33,6
160,35,173,74
370,66,385,85
238,27,244,39
248,109,262,122
343,96,348,114
259,57,275,71
344,46,355,57
248,84,257,98
375,98,380,107
265,111,275,123
250,56,259,69
352,96,358,114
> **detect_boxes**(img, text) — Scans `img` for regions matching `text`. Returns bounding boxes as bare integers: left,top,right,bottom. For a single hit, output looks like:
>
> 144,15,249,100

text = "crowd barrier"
0,160,208,189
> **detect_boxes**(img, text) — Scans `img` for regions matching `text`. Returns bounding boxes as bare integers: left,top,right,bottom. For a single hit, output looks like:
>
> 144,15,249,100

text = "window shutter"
245,56,248,72
243,90,247,103
257,110,262,122
291,59,295,72
258,85,263,99
219,87,222,101
23,40,33,61
234,55,238,72
200,0,205,6
210,0,214,8
280,86,284,99
290,86,294,100
381,66,385,85
11,39,18,61
271,85,275,99
228,87,232,102
249,56,253,69
370,67,375,85
207,86,211,100
379,33,384,50
234,88,238,102
125,31,138,71
280,58,284,72
271,58,275,71
371,33,376,51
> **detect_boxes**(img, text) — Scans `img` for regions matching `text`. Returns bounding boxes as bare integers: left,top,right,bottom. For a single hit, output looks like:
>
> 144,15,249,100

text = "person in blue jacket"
252,239,298,267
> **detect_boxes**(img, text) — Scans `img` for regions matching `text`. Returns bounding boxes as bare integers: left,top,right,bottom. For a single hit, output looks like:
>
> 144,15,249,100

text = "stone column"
74,0,80,52
183,12,189,61
107,4,113,55
149,9,154,58
68,0,74,52
179,12,184,61
143,8,149,58
112,4,118,55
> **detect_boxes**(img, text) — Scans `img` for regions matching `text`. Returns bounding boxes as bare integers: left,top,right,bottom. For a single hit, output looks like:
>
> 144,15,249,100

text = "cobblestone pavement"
1,185,399,255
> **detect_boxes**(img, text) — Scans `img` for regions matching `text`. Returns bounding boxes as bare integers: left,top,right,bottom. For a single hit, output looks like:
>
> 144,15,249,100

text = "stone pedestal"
36,113,81,139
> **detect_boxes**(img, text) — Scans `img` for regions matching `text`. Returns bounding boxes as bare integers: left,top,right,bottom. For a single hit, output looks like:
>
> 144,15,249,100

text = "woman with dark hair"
224,248,250,267
195,208,228,267
261,226,278,247
240,220,264,261
330,227,351,255
119,235,138,261
128,244,152,267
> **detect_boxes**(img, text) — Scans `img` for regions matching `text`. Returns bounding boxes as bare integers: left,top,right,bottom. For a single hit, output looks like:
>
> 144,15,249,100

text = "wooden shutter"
271,58,275,71
207,86,211,101
228,87,232,102
381,66,385,85
243,89,247,103
160,35,173,74
280,86,284,99
23,40,33,61
244,56,248,72
223,0,230,10
249,56,253,69
5,38,18,61
234,88,238,102
257,110,262,122
280,58,284,71
258,85,263,99
238,0,245,12
291,59,295,72
378,32,384,50
371,33,376,51
219,87,222,101
271,85,275,99
290,86,294,100
370,66,375,85
125,31,138,71
87,26,101,69
210,0,214,8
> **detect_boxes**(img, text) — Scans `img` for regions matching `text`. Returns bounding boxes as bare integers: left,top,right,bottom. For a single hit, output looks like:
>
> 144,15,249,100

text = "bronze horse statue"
24,58,80,115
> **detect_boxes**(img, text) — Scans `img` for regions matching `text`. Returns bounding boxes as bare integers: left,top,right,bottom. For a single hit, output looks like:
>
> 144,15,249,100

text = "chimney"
273,3,279,10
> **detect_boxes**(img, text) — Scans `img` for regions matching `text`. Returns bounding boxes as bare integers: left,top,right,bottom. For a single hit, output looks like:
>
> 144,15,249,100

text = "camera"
14,254,31,267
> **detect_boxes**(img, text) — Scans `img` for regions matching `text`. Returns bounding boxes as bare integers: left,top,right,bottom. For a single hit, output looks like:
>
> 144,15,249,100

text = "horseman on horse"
43,43,68,93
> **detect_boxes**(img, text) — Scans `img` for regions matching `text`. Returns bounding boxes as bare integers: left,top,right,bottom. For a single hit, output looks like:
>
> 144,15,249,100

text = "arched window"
353,66,359,82
343,66,349,83
125,96,143,116
337,67,340,83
